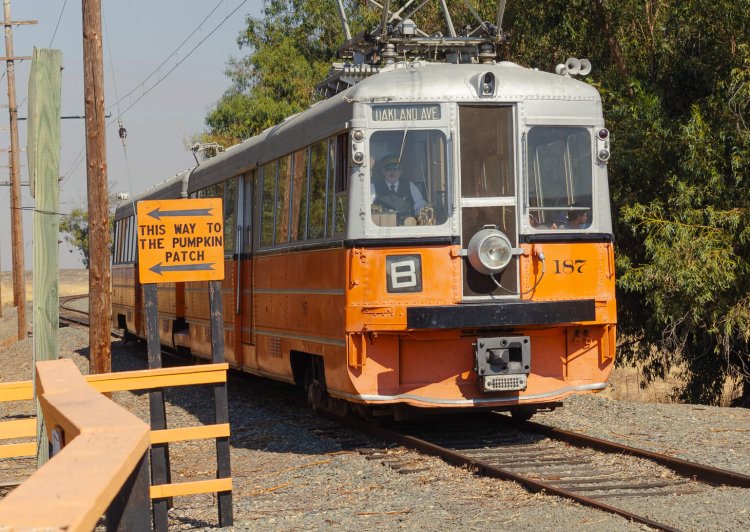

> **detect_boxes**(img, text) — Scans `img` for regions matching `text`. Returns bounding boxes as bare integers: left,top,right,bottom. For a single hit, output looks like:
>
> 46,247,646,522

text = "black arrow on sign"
148,207,213,220
149,263,215,275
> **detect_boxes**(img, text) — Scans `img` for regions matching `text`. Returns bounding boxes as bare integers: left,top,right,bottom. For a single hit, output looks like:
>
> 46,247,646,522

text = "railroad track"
338,413,750,532
59,295,125,341
58,295,90,328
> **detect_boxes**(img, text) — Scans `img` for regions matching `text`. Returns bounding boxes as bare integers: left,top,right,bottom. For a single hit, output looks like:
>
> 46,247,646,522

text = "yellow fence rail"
0,362,232,500
0,359,151,530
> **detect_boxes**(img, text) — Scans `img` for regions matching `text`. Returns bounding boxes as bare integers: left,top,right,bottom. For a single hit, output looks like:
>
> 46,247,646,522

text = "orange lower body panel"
113,242,616,411
334,325,614,408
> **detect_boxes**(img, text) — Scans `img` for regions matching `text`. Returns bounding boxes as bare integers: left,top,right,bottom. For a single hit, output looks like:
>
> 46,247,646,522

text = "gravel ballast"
1,305,749,531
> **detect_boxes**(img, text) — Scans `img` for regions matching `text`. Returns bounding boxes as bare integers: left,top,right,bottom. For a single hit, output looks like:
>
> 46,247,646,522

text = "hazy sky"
0,0,263,270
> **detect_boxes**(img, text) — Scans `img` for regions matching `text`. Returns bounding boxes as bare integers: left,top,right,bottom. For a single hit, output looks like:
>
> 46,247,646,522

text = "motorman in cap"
371,154,427,224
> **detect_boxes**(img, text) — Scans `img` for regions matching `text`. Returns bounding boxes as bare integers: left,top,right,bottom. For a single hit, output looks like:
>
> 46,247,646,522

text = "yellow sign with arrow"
136,198,225,284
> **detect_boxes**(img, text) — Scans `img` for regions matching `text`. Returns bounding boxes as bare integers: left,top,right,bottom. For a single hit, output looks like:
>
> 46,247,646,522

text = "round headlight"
467,229,513,275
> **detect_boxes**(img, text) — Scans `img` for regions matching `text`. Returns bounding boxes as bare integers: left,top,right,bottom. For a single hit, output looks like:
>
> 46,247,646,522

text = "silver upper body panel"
348,61,601,105
114,168,191,220
122,61,610,237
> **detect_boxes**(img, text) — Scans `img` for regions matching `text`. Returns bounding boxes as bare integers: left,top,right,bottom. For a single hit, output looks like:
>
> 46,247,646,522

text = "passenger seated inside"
553,203,590,229
371,154,428,226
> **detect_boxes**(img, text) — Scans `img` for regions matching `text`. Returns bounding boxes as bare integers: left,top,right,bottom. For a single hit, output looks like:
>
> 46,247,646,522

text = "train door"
458,105,519,298
238,171,257,370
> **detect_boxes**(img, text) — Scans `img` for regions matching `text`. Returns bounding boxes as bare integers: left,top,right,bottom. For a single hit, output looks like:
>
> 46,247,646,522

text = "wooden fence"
0,359,232,528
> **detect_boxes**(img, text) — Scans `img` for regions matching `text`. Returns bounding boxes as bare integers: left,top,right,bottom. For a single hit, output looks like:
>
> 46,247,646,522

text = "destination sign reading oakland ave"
136,198,225,284
372,104,441,122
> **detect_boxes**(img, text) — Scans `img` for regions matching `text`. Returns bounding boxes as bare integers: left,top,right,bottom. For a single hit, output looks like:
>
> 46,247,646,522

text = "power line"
61,0,249,185
107,0,248,125
49,0,68,48
105,0,227,116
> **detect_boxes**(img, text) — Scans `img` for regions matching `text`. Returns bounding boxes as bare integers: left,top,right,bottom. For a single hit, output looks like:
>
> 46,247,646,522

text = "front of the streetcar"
339,60,616,417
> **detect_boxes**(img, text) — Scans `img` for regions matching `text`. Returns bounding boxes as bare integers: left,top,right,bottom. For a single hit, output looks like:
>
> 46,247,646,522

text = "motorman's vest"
373,180,415,220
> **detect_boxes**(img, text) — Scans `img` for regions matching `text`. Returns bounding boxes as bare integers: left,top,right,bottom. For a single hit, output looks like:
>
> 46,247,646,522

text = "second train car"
113,60,617,419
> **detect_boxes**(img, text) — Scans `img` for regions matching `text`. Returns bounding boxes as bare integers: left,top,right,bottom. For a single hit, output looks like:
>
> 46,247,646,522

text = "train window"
120,218,126,263
527,127,593,230
123,217,131,263
130,216,138,262
113,220,121,263
224,177,238,254
198,183,222,200
459,106,514,197
291,148,309,241
369,129,449,227
333,133,348,235
122,217,129,263
276,156,292,244
327,139,336,236
243,172,253,253
260,161,277,246
308,141,327,239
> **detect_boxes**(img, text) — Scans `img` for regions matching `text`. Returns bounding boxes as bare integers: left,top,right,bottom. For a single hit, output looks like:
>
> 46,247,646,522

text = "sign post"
136,198,232,529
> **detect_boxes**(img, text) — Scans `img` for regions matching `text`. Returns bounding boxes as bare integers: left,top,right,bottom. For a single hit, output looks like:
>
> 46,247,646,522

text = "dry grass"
1,269,89,309
606,363,743,406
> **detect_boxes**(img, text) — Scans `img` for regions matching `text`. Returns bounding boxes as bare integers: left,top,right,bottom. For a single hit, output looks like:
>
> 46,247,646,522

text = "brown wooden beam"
3,0,26,339
0,19,37,26
83,0,111,374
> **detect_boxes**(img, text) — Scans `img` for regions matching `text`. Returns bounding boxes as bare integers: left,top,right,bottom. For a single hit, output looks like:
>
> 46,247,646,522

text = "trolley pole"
2,0,33,340
83,0,111,373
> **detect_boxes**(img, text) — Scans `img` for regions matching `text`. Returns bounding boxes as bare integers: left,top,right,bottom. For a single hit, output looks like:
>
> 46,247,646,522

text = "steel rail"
342,416,682,532
513,418,750,488
59,294,89,314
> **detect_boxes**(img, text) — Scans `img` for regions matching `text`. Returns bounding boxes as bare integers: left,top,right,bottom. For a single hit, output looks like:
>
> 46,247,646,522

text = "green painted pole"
28,47,62,467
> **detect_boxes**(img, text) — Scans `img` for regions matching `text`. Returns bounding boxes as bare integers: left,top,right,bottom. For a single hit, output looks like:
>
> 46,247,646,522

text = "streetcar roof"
345,61,601,103
114,168,191,219
131,61,603,200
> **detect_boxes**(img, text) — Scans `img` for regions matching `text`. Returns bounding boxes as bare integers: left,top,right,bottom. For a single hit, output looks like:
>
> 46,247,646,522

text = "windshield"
369,129,449,227
527,127,593,230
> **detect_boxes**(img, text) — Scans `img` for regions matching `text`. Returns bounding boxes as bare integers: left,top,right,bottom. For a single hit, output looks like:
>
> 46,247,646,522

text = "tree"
503,0,750,405
205,0,750,405
60,194,117,268
59,207,91,268
203,0,359,144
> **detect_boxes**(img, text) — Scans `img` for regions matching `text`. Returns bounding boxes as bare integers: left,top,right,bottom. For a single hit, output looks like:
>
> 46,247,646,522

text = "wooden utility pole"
82,0,111,373
3,0,34,340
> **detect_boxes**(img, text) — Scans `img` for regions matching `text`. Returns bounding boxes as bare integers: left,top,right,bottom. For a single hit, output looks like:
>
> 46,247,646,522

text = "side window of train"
122,217,131,263
243,172,253,253
308,140,327,239
223,177,238,255
130,215,137,262
276,156,292,244
113,220,121,263
119,216,134,264
332,133,348,235
260,161,277,247
291,148,309,241
120,218,126,263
